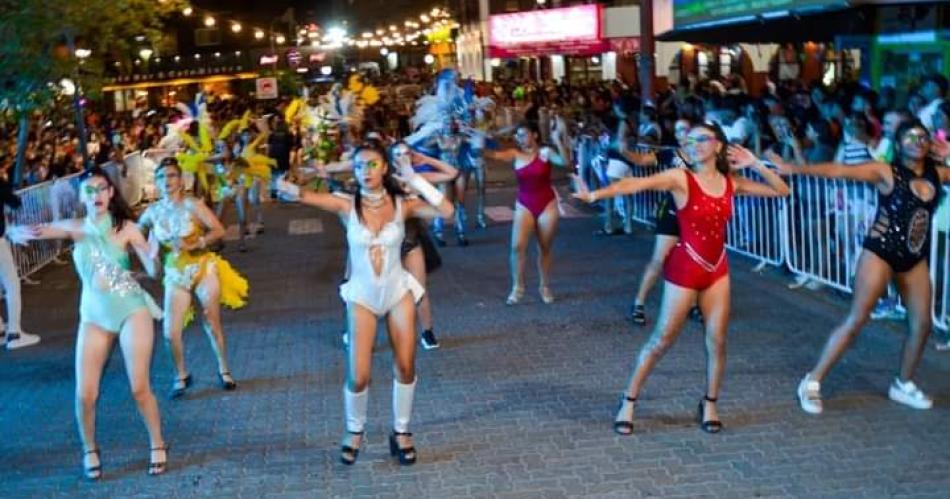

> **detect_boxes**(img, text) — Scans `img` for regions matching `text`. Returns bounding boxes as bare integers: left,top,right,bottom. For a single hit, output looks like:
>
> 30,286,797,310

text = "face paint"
82,184,110,196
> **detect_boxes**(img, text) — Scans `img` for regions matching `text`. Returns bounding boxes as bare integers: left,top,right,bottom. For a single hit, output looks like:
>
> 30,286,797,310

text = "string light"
182,6,193,16
204,16,215,27
231,22,242,33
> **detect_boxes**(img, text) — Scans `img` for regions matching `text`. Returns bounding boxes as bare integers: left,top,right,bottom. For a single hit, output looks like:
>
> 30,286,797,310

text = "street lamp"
275,34,286,44
139,48,153,62
424,54,435,65
254,29,265,40
182,7,193,16
204,16,216,27
231,23,242,33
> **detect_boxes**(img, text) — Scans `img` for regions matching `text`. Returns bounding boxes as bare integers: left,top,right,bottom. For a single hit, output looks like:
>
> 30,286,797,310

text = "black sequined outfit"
862,163,942,272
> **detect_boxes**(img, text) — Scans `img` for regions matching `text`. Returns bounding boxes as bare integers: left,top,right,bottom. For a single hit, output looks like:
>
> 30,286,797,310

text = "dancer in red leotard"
663,170,733,290
485,120,570,305
515,155,557,219
574,123,789,435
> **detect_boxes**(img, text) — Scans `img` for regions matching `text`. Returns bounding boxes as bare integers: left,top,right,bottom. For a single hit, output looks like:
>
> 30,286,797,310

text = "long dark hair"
893,119,938,171
351,140,406,223
690,122,731,175
79,166,135,231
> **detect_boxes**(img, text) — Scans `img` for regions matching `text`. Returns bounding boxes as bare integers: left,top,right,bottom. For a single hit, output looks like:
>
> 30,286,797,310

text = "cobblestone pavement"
1,173,949,498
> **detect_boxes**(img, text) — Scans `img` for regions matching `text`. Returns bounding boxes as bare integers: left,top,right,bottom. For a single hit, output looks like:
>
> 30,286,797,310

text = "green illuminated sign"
673,0,848,28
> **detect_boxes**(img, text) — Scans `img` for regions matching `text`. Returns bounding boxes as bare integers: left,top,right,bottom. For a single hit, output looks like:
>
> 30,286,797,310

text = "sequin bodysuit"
74,216,162,331
862,162,942,272
663,170,734,290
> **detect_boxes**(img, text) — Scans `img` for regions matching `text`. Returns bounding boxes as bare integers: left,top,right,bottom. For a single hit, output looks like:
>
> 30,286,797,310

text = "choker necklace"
361,189,386,208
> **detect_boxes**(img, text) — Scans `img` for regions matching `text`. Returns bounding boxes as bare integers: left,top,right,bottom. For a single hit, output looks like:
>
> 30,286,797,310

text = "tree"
0,0,187,184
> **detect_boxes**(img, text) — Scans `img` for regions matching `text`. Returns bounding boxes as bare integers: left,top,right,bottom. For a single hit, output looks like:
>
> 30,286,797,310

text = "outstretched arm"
484,148,518,163
572,168,681,202
765,150,890,186
276,177,350,214
727,145,790,197
9,219,83,243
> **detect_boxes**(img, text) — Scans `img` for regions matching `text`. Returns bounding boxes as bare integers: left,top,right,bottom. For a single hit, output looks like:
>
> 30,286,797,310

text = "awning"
657,3,946,43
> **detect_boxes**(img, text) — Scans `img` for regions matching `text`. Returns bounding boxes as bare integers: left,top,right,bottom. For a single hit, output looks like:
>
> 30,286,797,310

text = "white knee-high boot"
344,386,369,433
392,377,417,433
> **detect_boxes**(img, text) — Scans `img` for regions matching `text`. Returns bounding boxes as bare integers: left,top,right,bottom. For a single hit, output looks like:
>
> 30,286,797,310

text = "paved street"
2,173,949,498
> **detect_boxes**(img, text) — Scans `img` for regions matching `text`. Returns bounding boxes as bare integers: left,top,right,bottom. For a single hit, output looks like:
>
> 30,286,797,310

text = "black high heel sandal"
170,374,192,400
148,445,169,476
614,395,636,435
218,371,237,391
697,395,723,434
340,431,364,465
389,431,417,465
82,448,102,481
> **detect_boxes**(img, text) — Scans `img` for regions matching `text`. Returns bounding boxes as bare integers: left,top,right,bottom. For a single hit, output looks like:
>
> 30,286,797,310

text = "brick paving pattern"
1,174,948,497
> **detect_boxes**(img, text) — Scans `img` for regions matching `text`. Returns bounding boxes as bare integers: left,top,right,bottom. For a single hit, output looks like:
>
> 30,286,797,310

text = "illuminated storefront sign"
488,5,608,57
673,0,848,28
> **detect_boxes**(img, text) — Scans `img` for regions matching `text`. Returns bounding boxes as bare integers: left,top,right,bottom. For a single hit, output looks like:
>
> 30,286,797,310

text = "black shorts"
655,194,679,237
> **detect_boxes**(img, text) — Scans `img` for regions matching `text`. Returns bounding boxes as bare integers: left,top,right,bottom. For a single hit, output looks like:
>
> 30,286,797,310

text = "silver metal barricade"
7,173,84,277
931,188,950,331
785,175,878,292
725,166,788,267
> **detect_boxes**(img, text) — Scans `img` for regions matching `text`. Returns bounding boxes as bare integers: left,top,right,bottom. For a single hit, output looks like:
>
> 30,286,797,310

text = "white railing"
6,150,162,278
7,172,84,277
929,190,950,331
582,144,948,331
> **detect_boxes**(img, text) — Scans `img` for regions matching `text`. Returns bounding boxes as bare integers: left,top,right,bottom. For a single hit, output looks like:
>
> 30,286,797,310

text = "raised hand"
5,225,36,246
726,144,758,170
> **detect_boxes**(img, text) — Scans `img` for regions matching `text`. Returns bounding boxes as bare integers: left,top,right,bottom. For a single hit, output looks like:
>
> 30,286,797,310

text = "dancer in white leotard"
277,140,453,466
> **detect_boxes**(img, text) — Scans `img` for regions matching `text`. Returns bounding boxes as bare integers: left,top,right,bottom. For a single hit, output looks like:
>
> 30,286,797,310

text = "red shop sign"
488,5,608,57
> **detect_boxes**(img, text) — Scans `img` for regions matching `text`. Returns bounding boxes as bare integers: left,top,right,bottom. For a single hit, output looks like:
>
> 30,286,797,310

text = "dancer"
392,141,459,349
628,118,704,326
484,120,571,305
433,122,467,246
10,167,167,479
574,123,789,434
139,157,248,399
775,121,950,414
276,141,453,466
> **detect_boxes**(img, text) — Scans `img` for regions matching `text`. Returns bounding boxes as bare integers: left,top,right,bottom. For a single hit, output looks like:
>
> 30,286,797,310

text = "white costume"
339,197,424,315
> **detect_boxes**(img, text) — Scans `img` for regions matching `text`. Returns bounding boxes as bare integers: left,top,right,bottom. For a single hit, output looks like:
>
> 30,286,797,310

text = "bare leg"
163,286,193,381
616,281,697,427
622,281,698,398
342,303,379,451
634,235,678,306
534,200,560,294
118,310,166,464
697,276,731,423
508,204,536,301
894,261,933,381
810,250,891,382
386,294,418,455
195,267,232,377
403,248,433,331
75,323,116,472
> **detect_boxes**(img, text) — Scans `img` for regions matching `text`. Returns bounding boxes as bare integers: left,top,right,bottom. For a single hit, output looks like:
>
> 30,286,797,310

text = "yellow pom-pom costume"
146,197,249,325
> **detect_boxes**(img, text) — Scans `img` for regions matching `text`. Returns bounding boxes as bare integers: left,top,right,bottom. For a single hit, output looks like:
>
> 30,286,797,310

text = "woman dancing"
277,141,453,465
628,118,703,326
12,167,167,479
139,157,248,399
772,121,950,414
574,123,789,434
484,120,571,305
